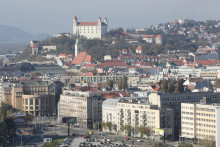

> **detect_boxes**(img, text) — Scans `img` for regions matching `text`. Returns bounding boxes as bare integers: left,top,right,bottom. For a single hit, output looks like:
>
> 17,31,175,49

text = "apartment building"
0,81,56,117
59,90,105,129
75,74,122,83
116,98,174,137
180,98,220,143
148,92,220,138
102,98,120,133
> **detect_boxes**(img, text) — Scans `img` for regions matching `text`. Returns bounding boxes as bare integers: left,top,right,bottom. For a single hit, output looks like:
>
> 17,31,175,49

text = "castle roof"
77,22,98,26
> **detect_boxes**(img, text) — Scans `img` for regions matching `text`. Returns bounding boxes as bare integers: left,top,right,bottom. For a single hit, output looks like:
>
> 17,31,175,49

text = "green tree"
175,78,184,93
107,80,114,89
167,79,175,93
0,102,16,146
102,122,108,130
118,78,122,90
31,72,41,78
118,75,128,90
160,79,168,92
215,78,220,88
106,122,112,132
198,136,216,147
122,124,132,136
136,125,151,138
0,102,7,122
178,142,193,147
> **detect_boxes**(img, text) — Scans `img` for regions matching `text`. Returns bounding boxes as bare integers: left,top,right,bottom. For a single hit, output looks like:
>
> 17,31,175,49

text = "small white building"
43,46,57,51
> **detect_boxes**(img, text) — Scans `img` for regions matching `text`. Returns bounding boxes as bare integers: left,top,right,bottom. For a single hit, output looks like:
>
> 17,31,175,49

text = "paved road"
70,137,85,147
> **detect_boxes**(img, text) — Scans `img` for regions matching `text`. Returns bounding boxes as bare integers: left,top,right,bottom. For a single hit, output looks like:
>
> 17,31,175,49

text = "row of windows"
182,116,194,120
196,123,215,128
196,118,215,122
182,111,194,115
196,113,215,117
197,129,215,133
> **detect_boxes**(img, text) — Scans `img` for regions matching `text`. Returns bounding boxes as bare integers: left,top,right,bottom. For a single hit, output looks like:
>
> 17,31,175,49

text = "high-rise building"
73,16,108,39
180,99,220,143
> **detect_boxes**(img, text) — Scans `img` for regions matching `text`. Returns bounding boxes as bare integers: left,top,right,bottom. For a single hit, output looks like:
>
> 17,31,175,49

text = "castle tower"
75,30,83,57
104,17,108,25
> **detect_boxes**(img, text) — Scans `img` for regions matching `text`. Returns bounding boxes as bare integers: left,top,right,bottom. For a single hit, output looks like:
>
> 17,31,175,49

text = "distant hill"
0,25,50,43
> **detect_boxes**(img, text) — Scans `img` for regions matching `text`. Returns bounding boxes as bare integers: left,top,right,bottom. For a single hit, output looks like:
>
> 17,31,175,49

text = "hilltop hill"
0,25,50,43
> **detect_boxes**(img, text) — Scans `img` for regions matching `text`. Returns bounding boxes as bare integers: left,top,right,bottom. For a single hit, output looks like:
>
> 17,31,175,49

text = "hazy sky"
0,0,220,35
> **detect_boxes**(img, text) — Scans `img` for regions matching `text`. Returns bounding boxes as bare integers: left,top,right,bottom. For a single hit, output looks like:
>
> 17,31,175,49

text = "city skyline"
0,0,220,35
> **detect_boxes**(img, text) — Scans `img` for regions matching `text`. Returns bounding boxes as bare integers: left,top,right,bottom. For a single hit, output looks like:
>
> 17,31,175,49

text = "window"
35,99,38,105
30,99,33,105
25,99,28,105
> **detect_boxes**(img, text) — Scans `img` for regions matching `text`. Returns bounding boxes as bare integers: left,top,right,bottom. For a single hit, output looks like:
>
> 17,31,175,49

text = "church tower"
75,30,83,57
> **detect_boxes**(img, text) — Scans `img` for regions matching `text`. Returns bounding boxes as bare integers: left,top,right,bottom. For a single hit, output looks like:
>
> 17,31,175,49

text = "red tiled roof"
196,60,220,66
58,53,66,57
66,54,73,58
72,52,87,65
136,45,142,51
73,16,77,20
122,49,127,52
86,73,94,76
174,62,185,65
119,91,130,97
84,55,92,63
99,62,127,67
33,44,38,48
140,62,150,66
143,35,156,38
77,22,98,26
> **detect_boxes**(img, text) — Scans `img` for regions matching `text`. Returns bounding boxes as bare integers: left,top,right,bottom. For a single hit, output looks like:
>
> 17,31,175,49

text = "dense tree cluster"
160,78,184,93
0,102,16,146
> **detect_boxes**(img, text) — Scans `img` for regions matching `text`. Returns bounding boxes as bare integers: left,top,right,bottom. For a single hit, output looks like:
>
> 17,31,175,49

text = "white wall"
216,107,220,147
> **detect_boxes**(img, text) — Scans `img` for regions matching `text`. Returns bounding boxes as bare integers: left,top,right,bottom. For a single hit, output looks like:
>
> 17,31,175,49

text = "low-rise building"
0,81,56,117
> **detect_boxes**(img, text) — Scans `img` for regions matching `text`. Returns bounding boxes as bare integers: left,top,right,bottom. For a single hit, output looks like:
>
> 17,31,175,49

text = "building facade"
59,90,105,129
148,92,220,138
73,16,108,39
0,81,56,117
180,100,220,143
116,98,174,137
102,98,120,133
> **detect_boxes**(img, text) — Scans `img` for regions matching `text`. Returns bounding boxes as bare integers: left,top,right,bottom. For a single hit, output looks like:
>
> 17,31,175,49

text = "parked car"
125,137,130,140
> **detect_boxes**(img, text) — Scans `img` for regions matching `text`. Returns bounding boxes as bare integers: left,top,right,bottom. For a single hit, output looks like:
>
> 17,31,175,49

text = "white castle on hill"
73,16,108,39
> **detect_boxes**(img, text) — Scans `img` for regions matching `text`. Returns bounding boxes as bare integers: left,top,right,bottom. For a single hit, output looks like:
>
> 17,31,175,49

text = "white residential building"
180,99,220,143
102,98,120,133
